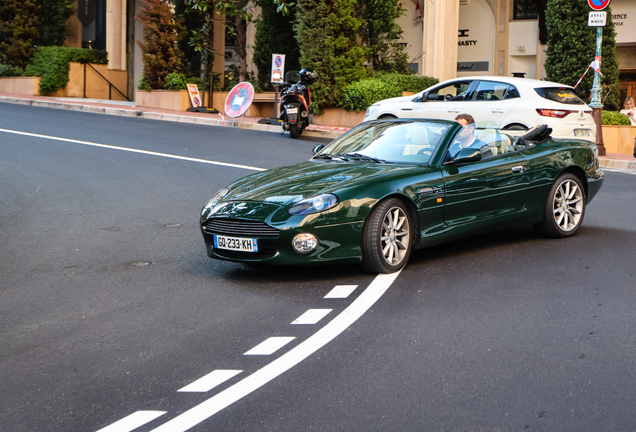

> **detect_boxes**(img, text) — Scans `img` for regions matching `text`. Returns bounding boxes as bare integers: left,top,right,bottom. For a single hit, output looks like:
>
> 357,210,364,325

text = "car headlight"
288,194,339,215
364,104,378,120
201,187,230,218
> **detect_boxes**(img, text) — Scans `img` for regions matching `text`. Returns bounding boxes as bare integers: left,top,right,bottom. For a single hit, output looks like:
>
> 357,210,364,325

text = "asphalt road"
1,102,635,432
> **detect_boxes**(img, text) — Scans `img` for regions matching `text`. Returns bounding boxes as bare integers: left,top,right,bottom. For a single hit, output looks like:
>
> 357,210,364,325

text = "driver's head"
455,113,475,128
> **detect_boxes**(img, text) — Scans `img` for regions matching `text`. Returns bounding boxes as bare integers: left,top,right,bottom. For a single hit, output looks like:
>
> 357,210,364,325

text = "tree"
252,0,300,90
135,0,183,89
35,0,75,47
296,0,367,114
357,0,409,74
545,0,620,111
0,0,40,69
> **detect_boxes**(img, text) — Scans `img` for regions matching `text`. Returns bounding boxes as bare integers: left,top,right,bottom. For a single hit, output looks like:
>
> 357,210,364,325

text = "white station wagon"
363,76,596,140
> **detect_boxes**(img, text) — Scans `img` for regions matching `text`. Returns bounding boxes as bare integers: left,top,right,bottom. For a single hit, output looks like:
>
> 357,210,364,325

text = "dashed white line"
291,309,332,325
149,271,400,432
244,337,296,355
178,370,243,393
0,128,266,172
95,410,166,432
324,285,358,298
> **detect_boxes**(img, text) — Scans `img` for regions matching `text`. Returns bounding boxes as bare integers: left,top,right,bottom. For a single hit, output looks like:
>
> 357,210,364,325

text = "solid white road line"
324,285,358,299
95,410,166,432
178,370,243,393
150,271,401,432
291,309,332,325
243,337,296,355
0,128,266,172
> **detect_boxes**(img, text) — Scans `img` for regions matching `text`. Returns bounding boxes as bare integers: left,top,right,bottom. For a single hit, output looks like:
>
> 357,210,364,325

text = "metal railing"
82,61,130,102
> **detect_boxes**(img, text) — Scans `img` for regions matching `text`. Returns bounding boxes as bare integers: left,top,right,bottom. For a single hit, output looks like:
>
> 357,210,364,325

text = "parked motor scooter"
279,69,318,138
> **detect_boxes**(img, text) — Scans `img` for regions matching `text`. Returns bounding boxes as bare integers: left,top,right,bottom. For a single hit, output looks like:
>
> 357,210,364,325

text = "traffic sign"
224,82,255,118
271,54,285,84
588,11,607,26
588,0,610,11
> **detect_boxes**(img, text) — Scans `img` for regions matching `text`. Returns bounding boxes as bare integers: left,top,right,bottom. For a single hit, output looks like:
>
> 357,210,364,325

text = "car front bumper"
201,220,365,266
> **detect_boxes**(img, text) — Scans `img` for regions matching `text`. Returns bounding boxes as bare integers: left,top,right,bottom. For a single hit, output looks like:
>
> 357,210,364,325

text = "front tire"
361,198,412,273
289,123,300,138
534,173,586,238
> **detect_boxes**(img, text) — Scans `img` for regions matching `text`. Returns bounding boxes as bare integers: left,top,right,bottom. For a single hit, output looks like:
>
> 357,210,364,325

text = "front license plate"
286,108,298,114
214,235,259,252
574,129,591,136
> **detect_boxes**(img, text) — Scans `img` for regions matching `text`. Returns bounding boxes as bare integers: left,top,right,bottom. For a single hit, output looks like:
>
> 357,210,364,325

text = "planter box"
136,89,191,112
0,63,127,101
0,76,41,95
312,108,366,128
602,125,636,155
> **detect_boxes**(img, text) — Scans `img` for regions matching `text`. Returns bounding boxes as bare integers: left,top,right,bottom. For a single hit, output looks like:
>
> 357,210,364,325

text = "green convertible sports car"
200,119,603,273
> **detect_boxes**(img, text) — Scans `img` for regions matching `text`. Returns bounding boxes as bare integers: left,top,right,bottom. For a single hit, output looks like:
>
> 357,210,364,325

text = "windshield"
315,121,451,164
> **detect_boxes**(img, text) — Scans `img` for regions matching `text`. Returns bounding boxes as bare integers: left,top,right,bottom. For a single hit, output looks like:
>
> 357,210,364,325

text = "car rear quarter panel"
520,139,599,219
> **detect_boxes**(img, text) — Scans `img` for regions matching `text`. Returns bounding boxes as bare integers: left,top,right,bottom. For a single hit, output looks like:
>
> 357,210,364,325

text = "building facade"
66,0,635,105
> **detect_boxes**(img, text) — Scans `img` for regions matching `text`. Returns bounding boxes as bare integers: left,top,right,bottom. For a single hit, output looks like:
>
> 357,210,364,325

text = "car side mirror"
448,147,482,164
413,93,425,103
312,144,325,154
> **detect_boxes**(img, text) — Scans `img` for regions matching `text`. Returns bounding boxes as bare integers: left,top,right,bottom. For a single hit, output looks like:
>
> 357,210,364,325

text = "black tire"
534,172,586,238
379,114,397,120
361,198,412,273
289,123,300,138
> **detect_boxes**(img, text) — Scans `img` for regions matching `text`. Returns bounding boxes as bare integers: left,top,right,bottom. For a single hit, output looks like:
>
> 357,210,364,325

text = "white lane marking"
324,285,358,299
95,410,166,432
291,309,332,325
0,128,266,172
150,271,401,432
243,337,296,355
178,370,242,393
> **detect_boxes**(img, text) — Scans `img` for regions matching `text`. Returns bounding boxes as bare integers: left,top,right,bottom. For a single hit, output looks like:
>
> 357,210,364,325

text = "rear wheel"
534,173,586,237
289,123,300,138
361,198,412,273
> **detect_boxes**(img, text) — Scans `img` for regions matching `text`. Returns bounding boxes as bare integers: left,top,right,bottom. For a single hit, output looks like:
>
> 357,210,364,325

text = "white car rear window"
535,87,585,105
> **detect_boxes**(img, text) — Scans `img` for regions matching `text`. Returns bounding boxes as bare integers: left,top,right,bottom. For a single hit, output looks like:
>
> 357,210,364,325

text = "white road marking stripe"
178,370,242,393
244,337,295,355
150,271,401,432
324,285,358,299
95,410,166,432
0,128,266,172
291,309,332,325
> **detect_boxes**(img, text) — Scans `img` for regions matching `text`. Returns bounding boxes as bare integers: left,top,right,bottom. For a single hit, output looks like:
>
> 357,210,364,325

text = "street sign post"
587,0,609,155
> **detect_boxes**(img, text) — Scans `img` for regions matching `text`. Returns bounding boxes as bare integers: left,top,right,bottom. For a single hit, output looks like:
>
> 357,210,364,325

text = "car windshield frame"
314,120,453,165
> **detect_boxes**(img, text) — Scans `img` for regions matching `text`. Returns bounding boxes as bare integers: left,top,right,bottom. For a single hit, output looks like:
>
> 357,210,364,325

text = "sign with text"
271,54,285,84
588,11,607,26
187,84,202,107
77,0,95,27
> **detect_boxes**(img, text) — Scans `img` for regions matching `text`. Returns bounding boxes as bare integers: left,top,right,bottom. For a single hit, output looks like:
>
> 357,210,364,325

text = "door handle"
491,109,504,113
447,109,460,113
511,165,526,173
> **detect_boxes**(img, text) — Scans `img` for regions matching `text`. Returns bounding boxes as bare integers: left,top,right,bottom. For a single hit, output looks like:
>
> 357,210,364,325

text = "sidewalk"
1,91,635,170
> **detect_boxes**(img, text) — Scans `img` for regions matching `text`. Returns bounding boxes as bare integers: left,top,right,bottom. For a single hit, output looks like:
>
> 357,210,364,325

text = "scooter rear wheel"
289,124,300,139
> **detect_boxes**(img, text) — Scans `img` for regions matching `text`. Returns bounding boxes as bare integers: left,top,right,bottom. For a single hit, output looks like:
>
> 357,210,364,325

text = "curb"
599,158,636,171
0,96,346,140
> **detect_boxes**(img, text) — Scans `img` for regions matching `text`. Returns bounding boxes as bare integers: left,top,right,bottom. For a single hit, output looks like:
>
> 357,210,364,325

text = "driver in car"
448,113,488,157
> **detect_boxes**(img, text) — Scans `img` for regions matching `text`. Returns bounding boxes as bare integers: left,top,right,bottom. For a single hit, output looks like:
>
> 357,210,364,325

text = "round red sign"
224,82,255,118
588,0,610,11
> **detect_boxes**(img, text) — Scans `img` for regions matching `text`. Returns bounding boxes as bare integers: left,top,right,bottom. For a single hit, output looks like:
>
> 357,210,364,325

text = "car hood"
222,160,422,205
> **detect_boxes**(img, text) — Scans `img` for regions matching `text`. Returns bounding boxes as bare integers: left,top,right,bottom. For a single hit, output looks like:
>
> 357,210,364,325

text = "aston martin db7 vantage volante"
200,119,603,273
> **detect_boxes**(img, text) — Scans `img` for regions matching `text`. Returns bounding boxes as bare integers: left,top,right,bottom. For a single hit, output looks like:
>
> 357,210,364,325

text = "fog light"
292,233,318,253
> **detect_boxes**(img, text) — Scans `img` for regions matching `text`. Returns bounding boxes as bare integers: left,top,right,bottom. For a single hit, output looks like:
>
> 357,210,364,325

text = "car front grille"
203,218,280,238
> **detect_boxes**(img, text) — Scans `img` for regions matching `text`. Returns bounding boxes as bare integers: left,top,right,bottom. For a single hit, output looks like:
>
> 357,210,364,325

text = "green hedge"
602,110,631,126
340,73,439,112
0,64,25,77
25,47,108,93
